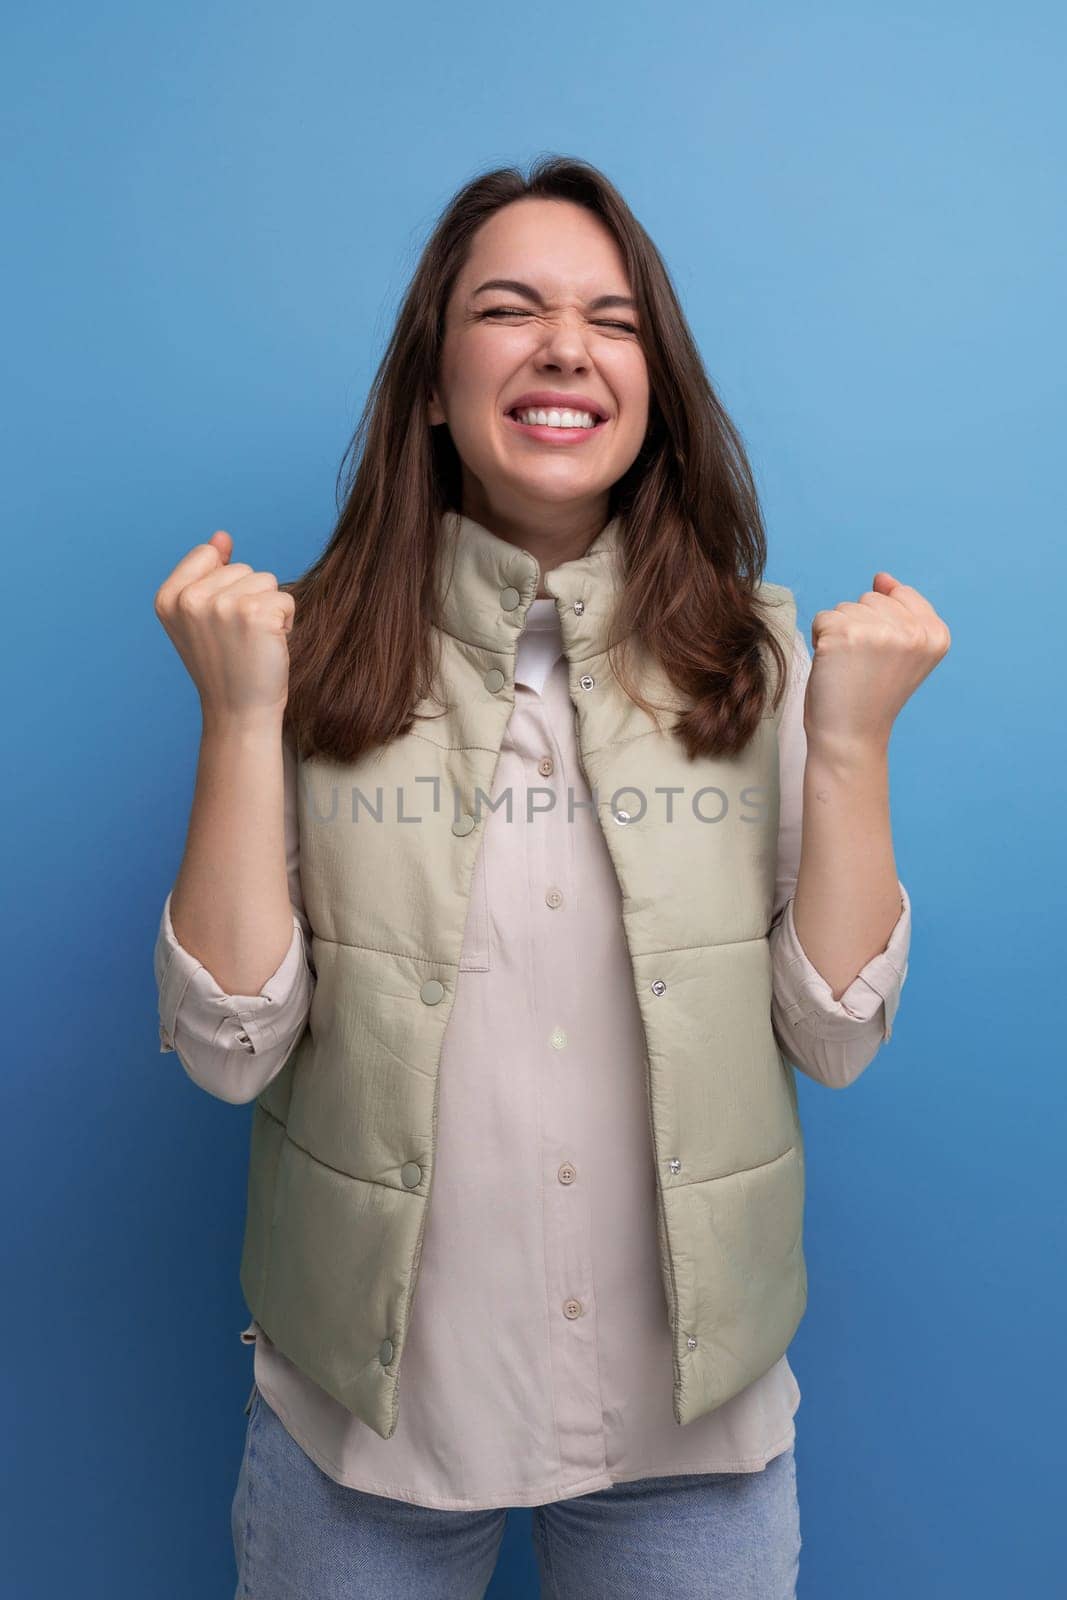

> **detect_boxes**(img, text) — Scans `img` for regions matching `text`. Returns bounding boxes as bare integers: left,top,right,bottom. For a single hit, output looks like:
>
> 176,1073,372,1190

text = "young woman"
153,156,949,1599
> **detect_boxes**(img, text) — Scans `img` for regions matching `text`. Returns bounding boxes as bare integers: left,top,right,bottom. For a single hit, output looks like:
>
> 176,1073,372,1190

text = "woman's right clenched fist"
154,531,295,722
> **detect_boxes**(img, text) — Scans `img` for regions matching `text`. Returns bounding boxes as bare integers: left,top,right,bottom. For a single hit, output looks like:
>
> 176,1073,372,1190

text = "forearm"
169,709,293,996
791,737,903,1001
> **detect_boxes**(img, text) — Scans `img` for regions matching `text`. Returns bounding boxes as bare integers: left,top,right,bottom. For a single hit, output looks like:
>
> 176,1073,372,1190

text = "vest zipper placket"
642,1051,684,1425
389,997,444,1437
391,616,528,1433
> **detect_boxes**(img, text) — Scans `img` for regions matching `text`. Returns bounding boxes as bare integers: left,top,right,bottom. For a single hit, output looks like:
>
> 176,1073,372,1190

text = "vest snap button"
379,1338,394,1365
484,667,505,693
401,1161,422,1188
686,1334,698,1350
499,586,521,611
651,979,667,996
573,599,585,615
451,813,476,836
420,979,445,1005
579,674,595,690
613,809,630,825
669,1158,681,1174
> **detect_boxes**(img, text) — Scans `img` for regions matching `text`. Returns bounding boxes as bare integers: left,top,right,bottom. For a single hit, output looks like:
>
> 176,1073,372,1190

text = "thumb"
209,529,234,564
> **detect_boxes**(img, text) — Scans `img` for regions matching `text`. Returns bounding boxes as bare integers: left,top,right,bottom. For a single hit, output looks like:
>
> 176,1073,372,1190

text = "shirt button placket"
522,641,603,1479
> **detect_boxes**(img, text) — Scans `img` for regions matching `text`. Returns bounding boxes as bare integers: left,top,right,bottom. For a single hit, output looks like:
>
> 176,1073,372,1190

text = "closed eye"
478,307,638,334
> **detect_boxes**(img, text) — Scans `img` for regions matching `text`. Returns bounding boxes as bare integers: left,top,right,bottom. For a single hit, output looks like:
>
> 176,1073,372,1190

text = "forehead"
458,199,630,297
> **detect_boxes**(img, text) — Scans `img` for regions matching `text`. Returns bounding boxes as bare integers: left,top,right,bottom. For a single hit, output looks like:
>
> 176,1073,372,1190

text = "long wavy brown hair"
281,155,789,766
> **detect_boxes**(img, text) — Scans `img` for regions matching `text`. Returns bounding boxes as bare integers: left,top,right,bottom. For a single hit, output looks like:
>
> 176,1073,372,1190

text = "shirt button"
484,668,505,693
538,756,554,776
159,1022,174,1050
563,1298,583,1319
549,1026,567,1050
545,887,564,909
420,979,445,1005
499,586,521,611
236,1030,253,1050
558,1162,577,1184
401,1162,422,1188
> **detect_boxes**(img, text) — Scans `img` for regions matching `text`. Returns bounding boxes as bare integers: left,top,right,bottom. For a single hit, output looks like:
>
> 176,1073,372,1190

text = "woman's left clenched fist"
803,572,951,757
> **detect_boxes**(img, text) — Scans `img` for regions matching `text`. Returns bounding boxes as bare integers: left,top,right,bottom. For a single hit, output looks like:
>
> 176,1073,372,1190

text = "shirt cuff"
773,880,911,1044
154,890,310,1056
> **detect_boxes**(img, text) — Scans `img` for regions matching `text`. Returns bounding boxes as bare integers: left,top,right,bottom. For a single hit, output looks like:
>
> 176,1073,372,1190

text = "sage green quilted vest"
239,509,805,1442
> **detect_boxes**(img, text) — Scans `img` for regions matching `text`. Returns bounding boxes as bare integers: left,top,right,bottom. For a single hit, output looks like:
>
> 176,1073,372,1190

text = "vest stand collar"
437,509,626,663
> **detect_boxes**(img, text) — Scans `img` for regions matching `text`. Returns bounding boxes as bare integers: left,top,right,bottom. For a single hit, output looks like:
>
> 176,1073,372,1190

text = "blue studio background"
3,2,1063,1594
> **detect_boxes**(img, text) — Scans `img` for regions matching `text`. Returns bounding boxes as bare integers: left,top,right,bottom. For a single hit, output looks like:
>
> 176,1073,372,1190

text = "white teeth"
513,407,598,429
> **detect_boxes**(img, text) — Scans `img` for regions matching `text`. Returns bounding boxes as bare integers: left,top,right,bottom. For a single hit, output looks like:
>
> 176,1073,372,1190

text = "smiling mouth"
504,408,609,436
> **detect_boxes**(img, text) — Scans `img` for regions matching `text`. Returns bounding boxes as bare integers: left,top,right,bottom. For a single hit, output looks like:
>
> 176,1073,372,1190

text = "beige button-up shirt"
155,600,910,1510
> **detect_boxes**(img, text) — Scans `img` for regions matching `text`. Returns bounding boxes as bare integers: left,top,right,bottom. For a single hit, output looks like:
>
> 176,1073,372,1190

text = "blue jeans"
232,1385,802,1598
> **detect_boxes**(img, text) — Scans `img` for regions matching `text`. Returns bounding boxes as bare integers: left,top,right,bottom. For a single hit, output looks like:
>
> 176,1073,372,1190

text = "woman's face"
429,198,650,533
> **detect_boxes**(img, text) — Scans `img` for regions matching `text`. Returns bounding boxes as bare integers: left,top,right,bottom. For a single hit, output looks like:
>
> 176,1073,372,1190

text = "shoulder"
753,582,805,713
755,578,795,610
754,579,798,649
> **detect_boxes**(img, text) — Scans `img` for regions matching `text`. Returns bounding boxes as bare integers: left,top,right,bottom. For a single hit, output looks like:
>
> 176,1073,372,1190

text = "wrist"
803,730,890,779
200,703,287,743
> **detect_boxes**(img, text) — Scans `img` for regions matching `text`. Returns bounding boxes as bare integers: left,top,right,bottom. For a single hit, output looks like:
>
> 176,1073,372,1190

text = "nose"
534,313,593,373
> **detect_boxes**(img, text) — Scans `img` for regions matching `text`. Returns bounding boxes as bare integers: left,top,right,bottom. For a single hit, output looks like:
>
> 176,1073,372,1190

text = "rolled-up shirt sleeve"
769,626,912,1089
154,733,315,1104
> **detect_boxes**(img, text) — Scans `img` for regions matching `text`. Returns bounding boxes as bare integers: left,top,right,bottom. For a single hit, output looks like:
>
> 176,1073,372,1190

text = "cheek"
615,383,651,446
463,329,527,380
609,357,649,417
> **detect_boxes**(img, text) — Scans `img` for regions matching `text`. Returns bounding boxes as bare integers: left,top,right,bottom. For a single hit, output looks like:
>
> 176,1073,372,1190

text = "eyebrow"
471,278,637,312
